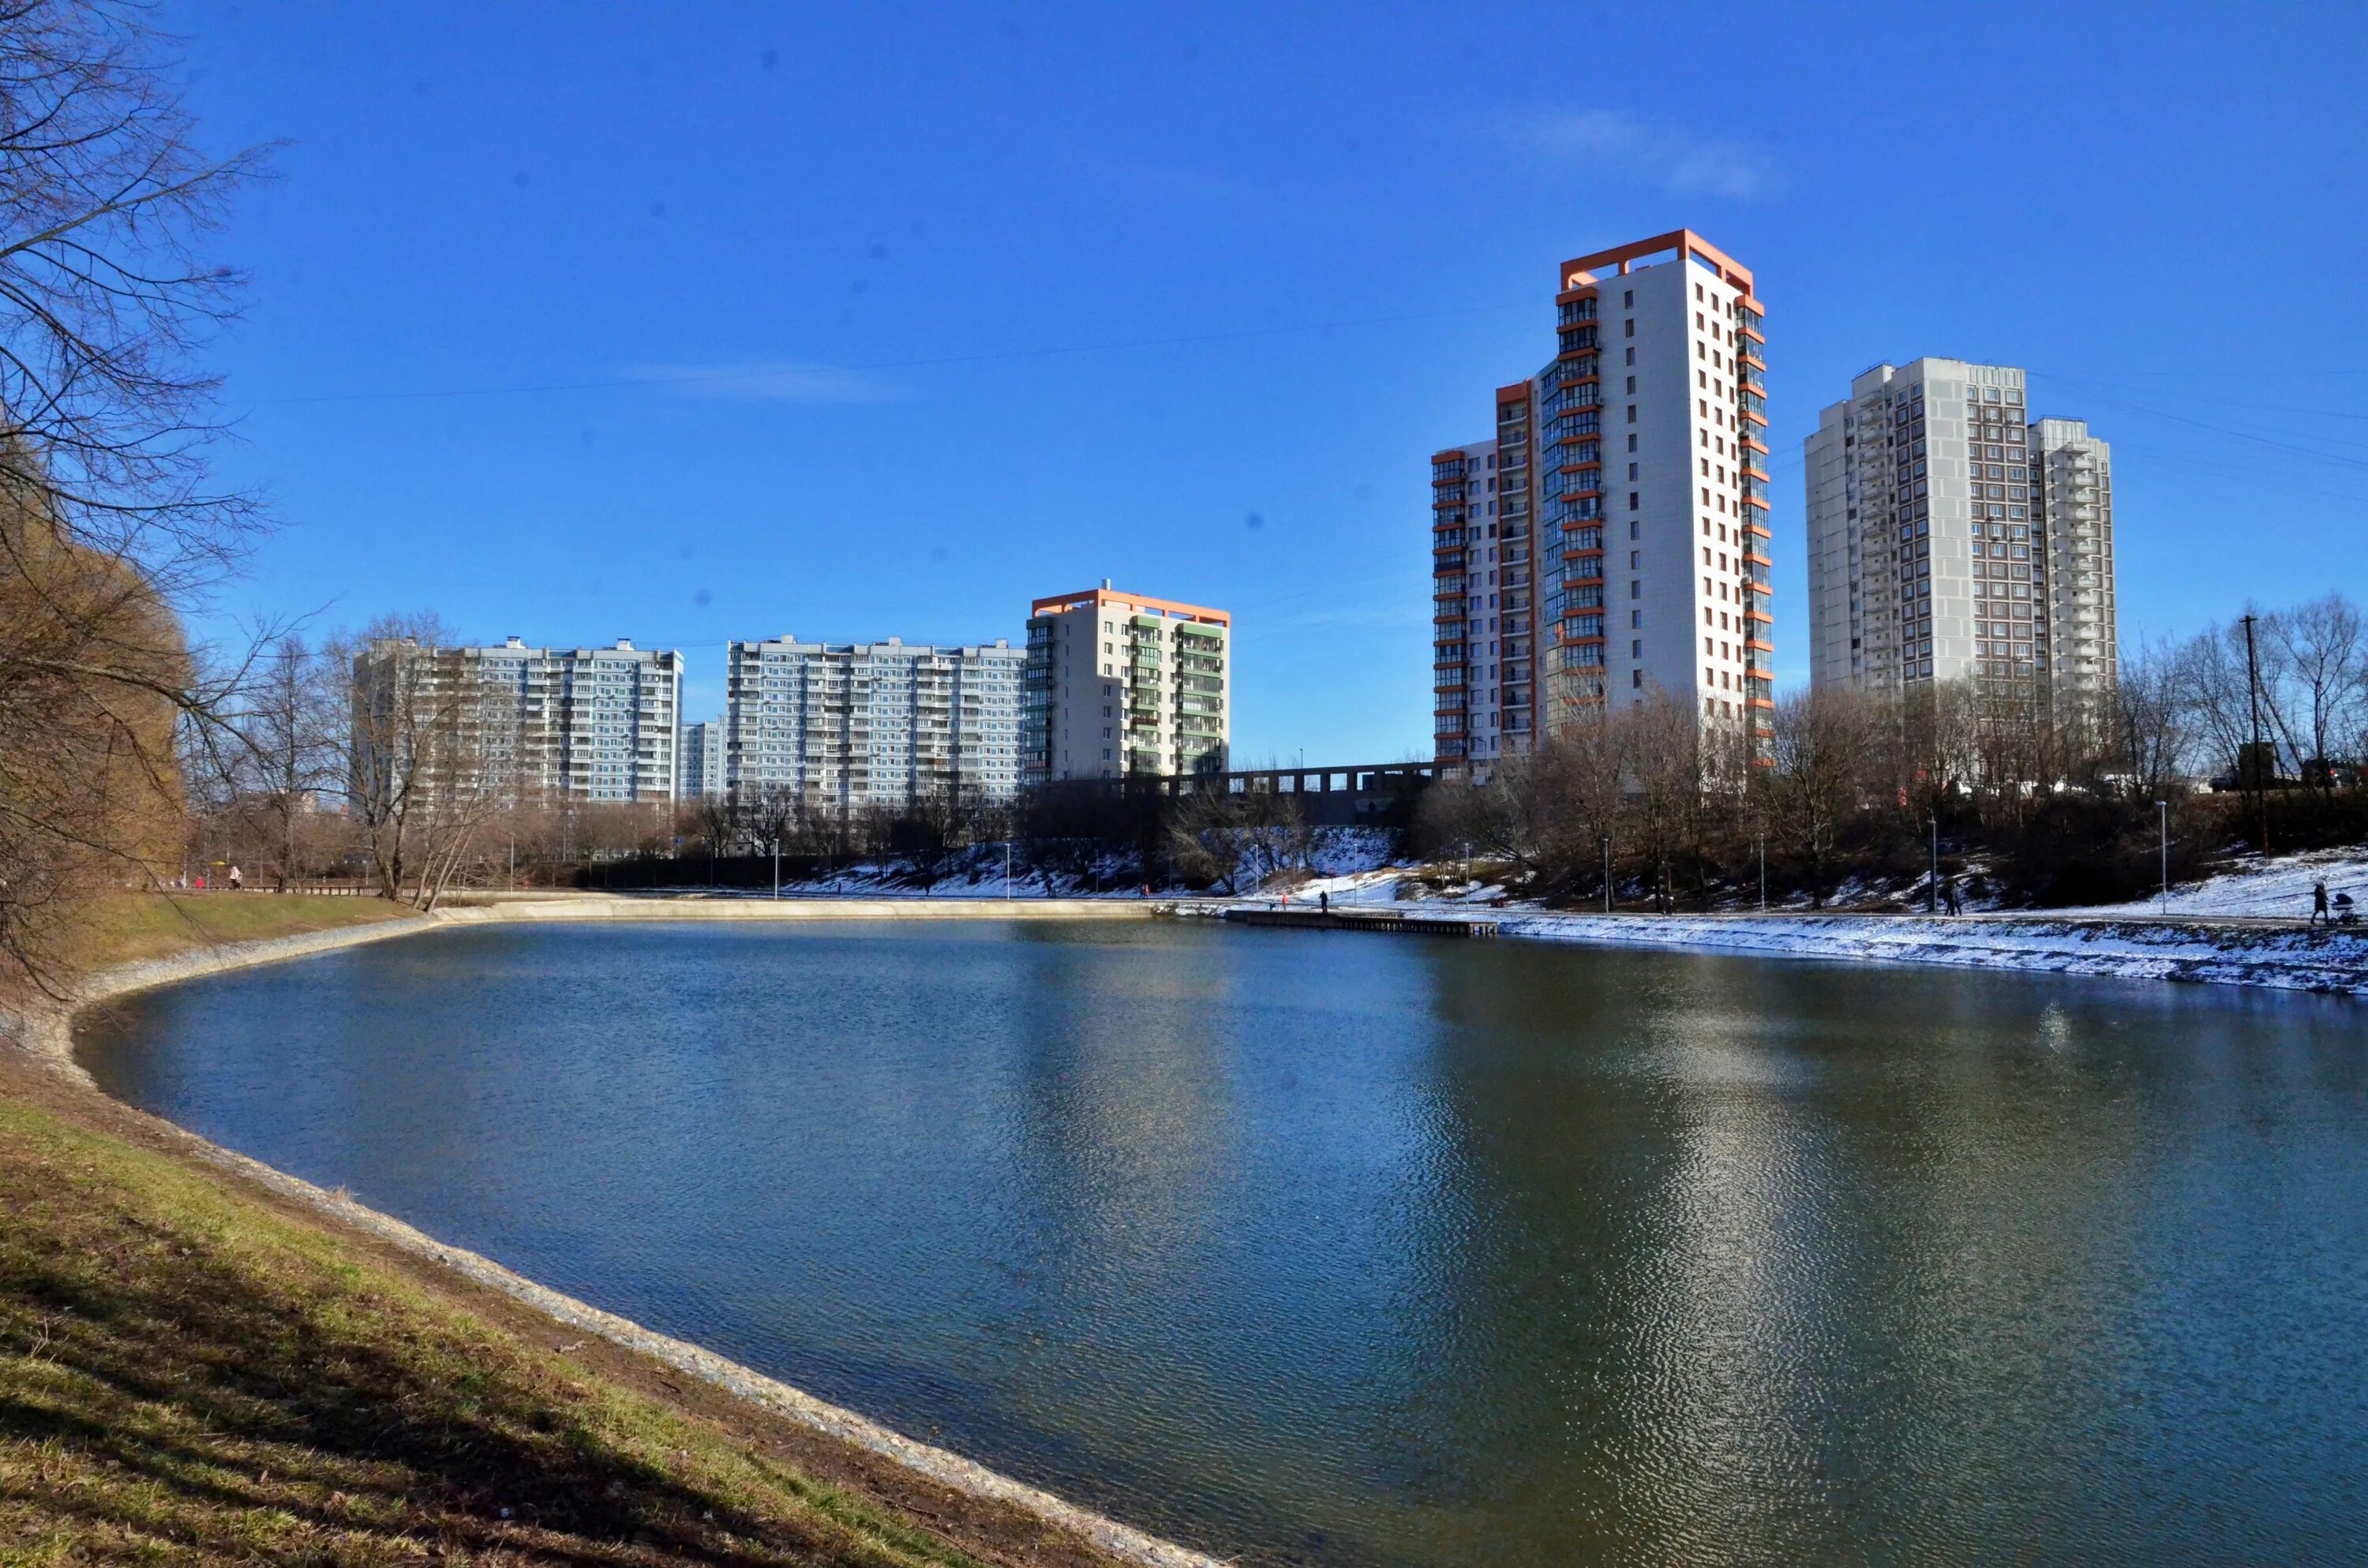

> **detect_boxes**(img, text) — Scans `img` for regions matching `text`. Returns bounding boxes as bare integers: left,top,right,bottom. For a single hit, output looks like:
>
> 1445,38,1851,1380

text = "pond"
77,920,2368,1566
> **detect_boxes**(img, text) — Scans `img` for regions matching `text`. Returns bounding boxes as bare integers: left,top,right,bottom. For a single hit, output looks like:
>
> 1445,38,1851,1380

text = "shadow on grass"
0,1110,984,1566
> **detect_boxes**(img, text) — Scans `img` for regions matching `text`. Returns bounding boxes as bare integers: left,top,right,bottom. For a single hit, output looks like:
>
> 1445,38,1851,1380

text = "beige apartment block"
1023,585,1230,783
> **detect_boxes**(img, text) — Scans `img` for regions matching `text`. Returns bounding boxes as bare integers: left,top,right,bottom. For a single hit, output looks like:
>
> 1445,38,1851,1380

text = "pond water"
77,920,2368,1566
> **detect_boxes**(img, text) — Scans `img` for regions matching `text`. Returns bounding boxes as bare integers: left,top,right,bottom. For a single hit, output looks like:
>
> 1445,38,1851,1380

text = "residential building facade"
1804,359,2116,698
1435,230,1770,776
722,638,1024,808
1430,381,1539,779
349,635,683,807
678,718,722,798
1022,586,1230,783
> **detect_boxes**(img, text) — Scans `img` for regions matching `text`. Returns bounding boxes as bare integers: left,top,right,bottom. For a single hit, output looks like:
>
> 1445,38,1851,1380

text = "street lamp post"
772,836,781,900
1602,835,1612,915
2156,800,2169,914
1757,834,1766,911
1928,814,1939,914
1004,840,1014,901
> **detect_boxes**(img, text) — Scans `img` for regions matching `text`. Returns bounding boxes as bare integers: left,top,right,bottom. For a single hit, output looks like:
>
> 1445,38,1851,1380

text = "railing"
1558,298,1598,324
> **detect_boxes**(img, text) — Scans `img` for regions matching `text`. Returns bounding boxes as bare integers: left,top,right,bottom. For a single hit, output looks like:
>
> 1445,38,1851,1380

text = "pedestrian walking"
1319,889,1330,915
227,864,243,891
1943,876,1961,916
2312,881,2330,928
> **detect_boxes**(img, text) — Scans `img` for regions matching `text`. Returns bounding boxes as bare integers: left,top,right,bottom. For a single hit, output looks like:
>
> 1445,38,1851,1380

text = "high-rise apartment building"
1804,359,2116,696
678,718,722,798
350,636,684,805
1434,230,1770,775
723,638,1024,808
1022,586,1230,783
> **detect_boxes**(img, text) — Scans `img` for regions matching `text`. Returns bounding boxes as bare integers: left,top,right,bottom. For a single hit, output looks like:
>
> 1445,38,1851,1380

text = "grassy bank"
64,893,417,973
0,1061,1122,1567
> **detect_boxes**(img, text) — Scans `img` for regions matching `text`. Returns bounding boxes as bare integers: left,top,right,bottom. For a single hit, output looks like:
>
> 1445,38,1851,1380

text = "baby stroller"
2336,892,2358,926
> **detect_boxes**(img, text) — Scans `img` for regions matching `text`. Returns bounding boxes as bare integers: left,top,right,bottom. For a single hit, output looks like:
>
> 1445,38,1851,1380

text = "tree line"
1418,592,2368,911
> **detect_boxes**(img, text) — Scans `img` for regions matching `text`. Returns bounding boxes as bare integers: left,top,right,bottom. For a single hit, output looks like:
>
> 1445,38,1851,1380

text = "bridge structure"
1060,760,1442,828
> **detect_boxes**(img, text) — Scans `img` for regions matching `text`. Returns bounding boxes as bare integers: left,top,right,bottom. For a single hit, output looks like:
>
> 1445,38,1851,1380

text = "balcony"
1558,298,1598,325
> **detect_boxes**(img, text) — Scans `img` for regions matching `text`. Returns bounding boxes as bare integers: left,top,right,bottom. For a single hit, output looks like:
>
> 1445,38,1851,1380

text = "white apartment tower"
1437,230,1770,774
1023,586,1231,783
349,636,683,805
724,638,1024,808
1804,359,2117,696
678,718,722,798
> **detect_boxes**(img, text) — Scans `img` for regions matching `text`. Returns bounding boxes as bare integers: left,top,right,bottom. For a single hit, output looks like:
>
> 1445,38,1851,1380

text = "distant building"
678,718,722,798
1022,586,1230,784
1804,359,2117,696
1435,230,1772,777
724,637,1024,808
349,635,683,806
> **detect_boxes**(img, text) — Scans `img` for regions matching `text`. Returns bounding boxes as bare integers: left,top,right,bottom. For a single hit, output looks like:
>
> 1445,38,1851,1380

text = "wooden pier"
1222,907,1499,939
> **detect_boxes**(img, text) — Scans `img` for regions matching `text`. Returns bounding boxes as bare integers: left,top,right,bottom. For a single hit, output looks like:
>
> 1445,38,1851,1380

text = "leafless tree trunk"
1767,688,1868,907
0,2,272,993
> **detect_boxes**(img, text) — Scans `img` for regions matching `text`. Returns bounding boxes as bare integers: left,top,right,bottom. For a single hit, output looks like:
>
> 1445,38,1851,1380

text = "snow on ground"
647,826,1411,900
1486,911,2368,995
2058,846,2368,920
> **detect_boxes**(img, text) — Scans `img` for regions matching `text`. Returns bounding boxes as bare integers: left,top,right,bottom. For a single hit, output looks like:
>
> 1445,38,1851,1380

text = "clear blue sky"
170,1,2368,762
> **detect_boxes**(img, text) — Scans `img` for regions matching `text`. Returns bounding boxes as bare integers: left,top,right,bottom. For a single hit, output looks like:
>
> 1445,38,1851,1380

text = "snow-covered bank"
2061,846,2368,920
1493,910,2368,996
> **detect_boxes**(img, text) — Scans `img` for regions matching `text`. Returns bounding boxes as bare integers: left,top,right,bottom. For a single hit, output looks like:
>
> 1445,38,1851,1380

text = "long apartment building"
1022,585,1230,783
1434,230,1770,775
350,635,683,805
1804,359,2117,696
723,637,1024,808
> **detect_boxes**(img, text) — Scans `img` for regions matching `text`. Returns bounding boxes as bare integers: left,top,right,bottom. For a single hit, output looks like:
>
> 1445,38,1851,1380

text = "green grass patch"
66,894,417,972
0,1095,1002,1566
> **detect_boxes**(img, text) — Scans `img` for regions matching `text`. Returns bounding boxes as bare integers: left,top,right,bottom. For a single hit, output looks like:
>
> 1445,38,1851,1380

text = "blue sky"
170,1,2368,762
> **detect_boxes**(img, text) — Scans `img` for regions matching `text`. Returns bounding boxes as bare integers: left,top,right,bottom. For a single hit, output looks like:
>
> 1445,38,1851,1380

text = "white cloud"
1491,109,1782,202
625,362,898,403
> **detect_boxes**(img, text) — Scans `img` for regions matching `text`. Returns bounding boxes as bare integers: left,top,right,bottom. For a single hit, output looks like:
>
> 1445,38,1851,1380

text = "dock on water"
1222,907,1499,939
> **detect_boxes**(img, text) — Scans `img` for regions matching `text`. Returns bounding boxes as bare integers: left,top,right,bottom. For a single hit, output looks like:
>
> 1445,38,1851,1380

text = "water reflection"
77,923,2368,1567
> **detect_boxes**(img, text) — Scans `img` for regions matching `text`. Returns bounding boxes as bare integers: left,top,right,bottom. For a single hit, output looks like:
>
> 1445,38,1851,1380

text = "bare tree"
332,616,509,909
2260,595,2366,797
1767,688,1868,907
0,2,271,992
238,633,339,885
1167,782,1310,894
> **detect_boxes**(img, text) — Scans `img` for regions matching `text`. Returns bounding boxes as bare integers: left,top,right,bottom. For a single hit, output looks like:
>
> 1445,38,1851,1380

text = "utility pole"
1758,834,1766,911
1602,835,1612,915
2242,612,2269,854
772,836,781,900
1004,840,1013,900
2156,800,2169,915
